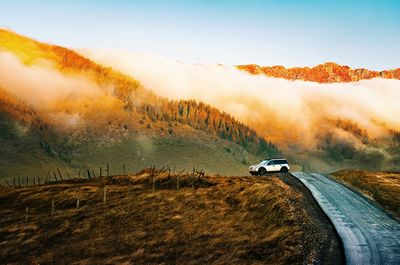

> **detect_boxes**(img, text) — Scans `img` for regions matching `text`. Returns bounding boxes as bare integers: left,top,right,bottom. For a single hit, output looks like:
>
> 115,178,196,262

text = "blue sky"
1,0,400,70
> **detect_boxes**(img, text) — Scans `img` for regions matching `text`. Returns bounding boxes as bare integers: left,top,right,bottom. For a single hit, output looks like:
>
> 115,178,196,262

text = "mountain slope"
0,29,280,179
238,62,400,83
81,50,400,173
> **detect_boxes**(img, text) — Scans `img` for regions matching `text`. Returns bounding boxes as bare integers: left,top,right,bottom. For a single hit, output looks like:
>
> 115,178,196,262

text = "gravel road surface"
291,172,400,265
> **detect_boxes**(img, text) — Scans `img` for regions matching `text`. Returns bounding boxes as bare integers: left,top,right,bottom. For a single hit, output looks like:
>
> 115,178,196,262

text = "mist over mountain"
0,29,278,178
1,29,400,175
81,49,400,172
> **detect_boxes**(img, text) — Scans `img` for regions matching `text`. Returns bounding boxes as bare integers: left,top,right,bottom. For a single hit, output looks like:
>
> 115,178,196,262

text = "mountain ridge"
237,62,400,83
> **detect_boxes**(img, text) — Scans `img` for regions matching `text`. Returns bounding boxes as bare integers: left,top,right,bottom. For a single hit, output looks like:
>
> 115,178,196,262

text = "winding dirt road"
291,172,400,265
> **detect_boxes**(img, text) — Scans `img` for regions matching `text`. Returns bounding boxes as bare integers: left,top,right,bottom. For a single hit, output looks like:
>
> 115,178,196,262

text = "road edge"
287,172,346,265
278,172,345,265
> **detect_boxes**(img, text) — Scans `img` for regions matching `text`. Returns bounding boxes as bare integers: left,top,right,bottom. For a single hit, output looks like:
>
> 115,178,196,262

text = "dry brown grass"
0,169,326,264
331,169,400,220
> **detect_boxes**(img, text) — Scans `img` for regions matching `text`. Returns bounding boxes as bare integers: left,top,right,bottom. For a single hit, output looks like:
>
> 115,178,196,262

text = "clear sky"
1,0,400,70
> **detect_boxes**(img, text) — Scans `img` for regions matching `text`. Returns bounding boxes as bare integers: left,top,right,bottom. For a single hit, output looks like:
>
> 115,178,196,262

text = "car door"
266,160,276,172
275,160,283,171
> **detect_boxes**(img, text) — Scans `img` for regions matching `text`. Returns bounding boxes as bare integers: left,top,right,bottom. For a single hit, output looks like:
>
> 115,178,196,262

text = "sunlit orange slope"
0,29,146,100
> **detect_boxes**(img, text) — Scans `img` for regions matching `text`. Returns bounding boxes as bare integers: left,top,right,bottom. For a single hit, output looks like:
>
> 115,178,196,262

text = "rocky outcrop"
237,62,400,83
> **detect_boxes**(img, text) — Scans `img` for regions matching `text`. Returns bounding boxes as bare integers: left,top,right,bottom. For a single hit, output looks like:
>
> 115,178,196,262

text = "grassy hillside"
0,170,341,264
0,93,263,179
0,29,279,157
0,29,280,178
330,170,400,220
0,85,266,179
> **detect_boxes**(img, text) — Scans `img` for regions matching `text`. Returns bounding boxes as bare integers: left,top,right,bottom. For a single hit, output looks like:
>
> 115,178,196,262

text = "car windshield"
261,160,270,164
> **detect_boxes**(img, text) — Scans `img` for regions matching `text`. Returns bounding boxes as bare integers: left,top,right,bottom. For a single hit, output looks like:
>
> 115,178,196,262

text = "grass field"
331,170,400,220
0,169,339,264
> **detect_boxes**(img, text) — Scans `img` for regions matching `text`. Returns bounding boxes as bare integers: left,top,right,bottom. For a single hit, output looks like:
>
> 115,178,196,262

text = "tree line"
51,45,280,157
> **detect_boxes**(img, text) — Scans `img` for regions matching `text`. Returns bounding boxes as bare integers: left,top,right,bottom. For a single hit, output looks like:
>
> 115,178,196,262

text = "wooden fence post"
13,177,16,188
78,169,81,178
76,196,80,209
107,164,109,177
176,175,180,190
33,177,36,186
57,168,63,181
87,170,91,179
123,164,125,175
38,176,41,185
100,167,102,177
45,171,50,183
26,177,29,186
53,172,58,181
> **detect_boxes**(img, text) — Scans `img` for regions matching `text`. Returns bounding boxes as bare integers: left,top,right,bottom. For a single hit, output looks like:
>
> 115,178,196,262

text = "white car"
249,158,290,176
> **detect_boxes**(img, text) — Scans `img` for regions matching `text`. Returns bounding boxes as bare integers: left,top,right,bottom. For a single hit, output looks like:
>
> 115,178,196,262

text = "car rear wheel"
280,167,289,173
258,167,267,176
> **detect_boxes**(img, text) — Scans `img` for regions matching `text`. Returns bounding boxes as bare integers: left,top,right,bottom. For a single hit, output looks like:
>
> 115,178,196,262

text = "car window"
267,160,275,165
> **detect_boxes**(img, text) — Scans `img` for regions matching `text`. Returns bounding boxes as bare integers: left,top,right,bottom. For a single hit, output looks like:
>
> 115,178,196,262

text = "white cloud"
80,49,400,147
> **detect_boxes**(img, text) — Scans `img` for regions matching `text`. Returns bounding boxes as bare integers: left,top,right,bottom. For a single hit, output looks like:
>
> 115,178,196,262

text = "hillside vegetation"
0,169,341,264
0,29,280,178
0,89,265,178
